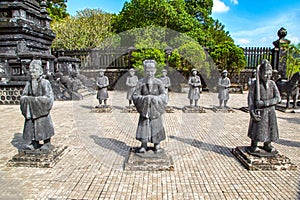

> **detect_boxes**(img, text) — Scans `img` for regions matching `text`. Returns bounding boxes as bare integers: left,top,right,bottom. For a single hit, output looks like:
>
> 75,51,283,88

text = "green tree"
51,9,114,49
210,41,246,73
286,43,300,79
37,0,69,21
112,0,209,45
184,0,213,24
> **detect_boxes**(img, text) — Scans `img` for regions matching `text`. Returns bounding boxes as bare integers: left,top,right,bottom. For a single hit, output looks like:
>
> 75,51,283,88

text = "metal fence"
243,47,272,69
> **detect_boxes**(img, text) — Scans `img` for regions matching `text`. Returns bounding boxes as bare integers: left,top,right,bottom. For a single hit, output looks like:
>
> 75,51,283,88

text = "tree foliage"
37,0,69,21
51,9,114,49
112,0,244,73
286,43,300,79
210,41,246,73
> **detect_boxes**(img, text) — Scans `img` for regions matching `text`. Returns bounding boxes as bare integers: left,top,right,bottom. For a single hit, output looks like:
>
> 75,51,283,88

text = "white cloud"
230,0,238,5
236,38,250,45
212,0,230,13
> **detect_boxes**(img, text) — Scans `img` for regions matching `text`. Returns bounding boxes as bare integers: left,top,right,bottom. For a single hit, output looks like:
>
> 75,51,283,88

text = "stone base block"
232,146,297,171
182,106,206,113
7,146,68,168
212,106,234,113
124,147,174,171
121,106,138,113
91,105,113,113
165,106,175,113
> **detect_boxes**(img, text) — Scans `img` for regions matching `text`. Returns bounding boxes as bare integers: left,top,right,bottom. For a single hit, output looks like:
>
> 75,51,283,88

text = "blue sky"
67,0,300,47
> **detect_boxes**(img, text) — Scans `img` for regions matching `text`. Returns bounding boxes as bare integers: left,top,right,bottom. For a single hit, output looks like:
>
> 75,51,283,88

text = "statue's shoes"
154,148,163,153
249,146,260,153
263,145,276,152
24,144,35,150
138,147,146,153
40,143,54,151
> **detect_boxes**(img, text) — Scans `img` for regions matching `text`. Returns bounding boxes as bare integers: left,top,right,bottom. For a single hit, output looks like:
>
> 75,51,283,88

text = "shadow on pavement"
277,116,300,125
169,135,234,158
277,139,300,148
90,135,130,157
11,133,26,150
80,105,95,110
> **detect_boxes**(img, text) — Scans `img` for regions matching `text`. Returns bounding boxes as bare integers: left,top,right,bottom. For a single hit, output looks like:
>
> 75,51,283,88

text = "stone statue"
188,68,201,107
160,69,171,91
126,68,138,106
160,69,171,101
132,60,168,153
247,59,281,153
218,70,231,108
20,59,55,150
248,70,256,88
96,69,109,107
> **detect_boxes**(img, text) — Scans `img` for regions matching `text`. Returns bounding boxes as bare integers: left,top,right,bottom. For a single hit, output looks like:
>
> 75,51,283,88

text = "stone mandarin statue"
160,69,171,101
96,69,109,107
188,68,201,107
247,59,281,153
132,60,168,153
126,68,139,106
218,70,231,108
20,59,55,150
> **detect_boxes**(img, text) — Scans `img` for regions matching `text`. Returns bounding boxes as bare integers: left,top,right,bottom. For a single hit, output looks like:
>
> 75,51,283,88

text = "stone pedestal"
212,106,234,113
165,106,175,113
121,106,138,113
124,147,174,171
7,146,67,168
91,105,113,113
232,146,297,171
182,106,206,113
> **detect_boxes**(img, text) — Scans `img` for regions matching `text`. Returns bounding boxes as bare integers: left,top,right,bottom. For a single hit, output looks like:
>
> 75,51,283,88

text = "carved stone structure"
271,27,290,79
0,0,55,104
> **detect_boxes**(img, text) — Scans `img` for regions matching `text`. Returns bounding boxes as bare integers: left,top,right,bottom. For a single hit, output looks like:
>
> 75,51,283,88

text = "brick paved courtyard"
0,91,299,199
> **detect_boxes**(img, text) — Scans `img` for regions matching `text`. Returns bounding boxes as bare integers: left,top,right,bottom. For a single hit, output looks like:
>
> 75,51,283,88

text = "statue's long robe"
132,78,167,143
20,78,55,142
218,77,231,100
188,75,201,100
126,75,138,100
96,76,109,100
247,79,281,142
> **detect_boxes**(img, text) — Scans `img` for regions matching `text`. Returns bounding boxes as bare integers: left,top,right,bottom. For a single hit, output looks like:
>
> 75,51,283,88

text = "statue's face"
192,70,197,75
144,63,156,78
260,67,272,82
129,71,135,76
29,64,42,80
222,72,227,78
162,71,167,76
99,71,104,76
